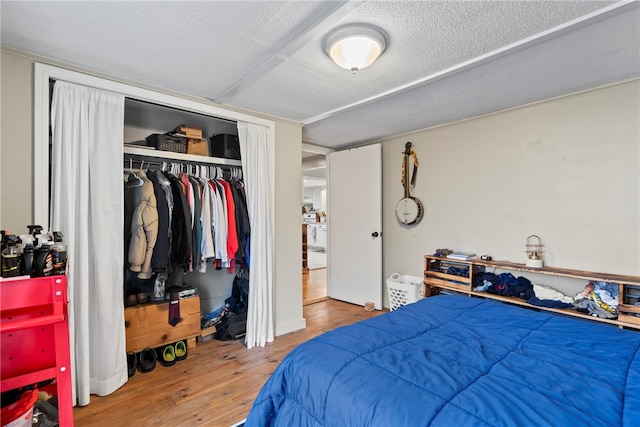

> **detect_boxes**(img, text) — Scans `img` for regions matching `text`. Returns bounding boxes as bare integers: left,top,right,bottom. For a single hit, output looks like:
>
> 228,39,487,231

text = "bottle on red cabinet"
34,242,53,277
51,232,67,275
1,235,20,278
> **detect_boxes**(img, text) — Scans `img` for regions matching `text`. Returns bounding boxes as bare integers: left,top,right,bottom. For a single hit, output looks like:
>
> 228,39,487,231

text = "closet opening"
123,97,246,321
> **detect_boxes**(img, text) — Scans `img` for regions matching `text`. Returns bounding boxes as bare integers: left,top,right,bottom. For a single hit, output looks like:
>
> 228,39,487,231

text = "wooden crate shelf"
124,296,201,353
424,255,640,330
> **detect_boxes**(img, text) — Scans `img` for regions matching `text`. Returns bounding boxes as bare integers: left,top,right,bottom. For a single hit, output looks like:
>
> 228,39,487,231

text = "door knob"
371,231,379,238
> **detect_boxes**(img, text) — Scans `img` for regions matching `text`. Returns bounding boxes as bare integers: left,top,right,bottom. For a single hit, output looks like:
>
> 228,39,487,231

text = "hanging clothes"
199,177,216,269
189,175,203,272
147,172,169,274
219,178,239,272
122,160,250,294
230,178,251,265
155,170,175,272
166,173,192,270
211,179,229,268
128,170,159,280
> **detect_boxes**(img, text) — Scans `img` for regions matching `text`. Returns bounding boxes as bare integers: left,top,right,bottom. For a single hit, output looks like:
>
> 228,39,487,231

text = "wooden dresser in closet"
124,297,201,352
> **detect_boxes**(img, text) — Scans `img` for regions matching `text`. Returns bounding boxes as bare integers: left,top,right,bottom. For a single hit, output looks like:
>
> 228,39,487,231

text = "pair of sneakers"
156,340,188,367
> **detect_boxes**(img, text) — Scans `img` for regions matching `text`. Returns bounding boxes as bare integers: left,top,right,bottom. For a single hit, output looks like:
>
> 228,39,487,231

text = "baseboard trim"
275,317,307,336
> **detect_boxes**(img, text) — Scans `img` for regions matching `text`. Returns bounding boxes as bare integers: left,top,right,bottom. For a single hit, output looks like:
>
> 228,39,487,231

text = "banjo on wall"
395,141,424,226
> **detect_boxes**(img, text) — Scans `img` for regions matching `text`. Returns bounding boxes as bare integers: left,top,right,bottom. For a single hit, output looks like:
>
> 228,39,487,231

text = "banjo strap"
410,151,419,189
402,150,420,191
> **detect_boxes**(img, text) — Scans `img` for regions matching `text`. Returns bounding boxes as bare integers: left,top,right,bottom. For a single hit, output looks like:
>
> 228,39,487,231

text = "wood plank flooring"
303,267,327,305
73,297,383,427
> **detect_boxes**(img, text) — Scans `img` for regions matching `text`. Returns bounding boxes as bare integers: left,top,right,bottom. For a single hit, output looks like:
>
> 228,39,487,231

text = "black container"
34,244,53,277
145,133,188,153
209,134,241,160
21,243,34,277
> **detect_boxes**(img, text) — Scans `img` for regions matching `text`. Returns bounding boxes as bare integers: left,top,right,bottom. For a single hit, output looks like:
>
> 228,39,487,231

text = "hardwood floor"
303,267,327,305
73,298,383,427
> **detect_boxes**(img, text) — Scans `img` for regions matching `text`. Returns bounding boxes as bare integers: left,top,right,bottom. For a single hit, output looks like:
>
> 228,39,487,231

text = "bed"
245,294,640,426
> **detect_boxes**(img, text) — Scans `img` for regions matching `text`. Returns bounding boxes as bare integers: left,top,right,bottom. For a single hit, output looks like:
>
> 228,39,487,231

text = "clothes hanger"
125,158,143,188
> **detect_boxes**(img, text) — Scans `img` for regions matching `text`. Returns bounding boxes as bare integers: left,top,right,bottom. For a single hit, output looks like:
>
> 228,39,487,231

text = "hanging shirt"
232,179,251,266
128,170,159,279
156,170,174,273
219,179,239,271
209,180,228,267
179,172,195,271
166,173,192,270
147,172,169,273
199,177,215,265
189,176,203,272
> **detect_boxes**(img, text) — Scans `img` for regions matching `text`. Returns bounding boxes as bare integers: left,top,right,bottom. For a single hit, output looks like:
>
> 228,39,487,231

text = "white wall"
381,81,640,299
275,122,306,335
0,51,33,232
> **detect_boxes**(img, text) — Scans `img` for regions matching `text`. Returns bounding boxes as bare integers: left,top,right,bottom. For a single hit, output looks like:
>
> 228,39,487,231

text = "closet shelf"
124,145,242,166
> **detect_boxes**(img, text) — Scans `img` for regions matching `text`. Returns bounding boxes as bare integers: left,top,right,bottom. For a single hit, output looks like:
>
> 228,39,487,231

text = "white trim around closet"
33,63,276,228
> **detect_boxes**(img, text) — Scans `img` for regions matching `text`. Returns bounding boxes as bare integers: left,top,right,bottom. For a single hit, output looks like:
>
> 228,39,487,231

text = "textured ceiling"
1,1,638,150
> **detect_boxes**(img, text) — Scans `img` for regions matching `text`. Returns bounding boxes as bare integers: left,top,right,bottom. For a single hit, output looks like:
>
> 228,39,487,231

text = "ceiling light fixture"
324,24,387,74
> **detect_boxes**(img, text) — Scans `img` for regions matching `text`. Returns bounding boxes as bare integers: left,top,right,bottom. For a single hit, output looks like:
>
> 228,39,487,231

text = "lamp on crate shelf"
525,235,544,268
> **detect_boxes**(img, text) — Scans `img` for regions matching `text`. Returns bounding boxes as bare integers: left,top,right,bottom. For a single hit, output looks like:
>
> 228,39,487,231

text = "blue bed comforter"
246,294,640,426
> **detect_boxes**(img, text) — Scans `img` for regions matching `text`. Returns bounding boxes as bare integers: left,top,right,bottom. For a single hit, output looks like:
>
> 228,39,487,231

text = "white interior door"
327,144,382,309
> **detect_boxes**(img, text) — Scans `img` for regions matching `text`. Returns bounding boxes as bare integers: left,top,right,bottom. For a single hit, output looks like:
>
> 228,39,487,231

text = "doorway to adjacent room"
302,146,329,305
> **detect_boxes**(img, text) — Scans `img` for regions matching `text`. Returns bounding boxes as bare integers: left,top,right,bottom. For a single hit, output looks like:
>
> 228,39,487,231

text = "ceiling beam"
302,142,335,155
302,0,638,125
214,0,366,104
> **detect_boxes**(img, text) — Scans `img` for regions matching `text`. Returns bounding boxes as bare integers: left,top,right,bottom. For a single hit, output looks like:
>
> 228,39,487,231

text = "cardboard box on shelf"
187,138,209,156
175,125,203,140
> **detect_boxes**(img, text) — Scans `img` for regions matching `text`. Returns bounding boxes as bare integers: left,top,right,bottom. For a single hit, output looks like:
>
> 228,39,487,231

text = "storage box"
618,304,640,326
187,138,209,156
145,133,187,153
175,125,203,139
210,134,241,160
387,273,424,311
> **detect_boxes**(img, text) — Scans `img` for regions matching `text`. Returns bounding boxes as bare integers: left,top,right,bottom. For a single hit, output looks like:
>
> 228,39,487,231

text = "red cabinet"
1,275,73,426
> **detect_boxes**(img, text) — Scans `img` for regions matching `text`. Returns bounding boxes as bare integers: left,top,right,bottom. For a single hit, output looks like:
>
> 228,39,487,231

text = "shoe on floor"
157,344,176,367
127,352,137,377
125,294,138,307
174,340,187,361
136,292,150,304
138,348,157,373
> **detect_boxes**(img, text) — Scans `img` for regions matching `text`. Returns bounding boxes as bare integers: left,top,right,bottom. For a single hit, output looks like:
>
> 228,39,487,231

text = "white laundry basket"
386,273,424,311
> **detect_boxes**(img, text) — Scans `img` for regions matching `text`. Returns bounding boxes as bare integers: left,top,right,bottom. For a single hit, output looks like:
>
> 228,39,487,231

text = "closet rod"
124,154,240,171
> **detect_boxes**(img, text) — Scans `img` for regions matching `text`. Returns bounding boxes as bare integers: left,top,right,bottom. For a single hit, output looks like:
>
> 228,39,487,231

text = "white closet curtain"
237,122,275,349
50,81,127,406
